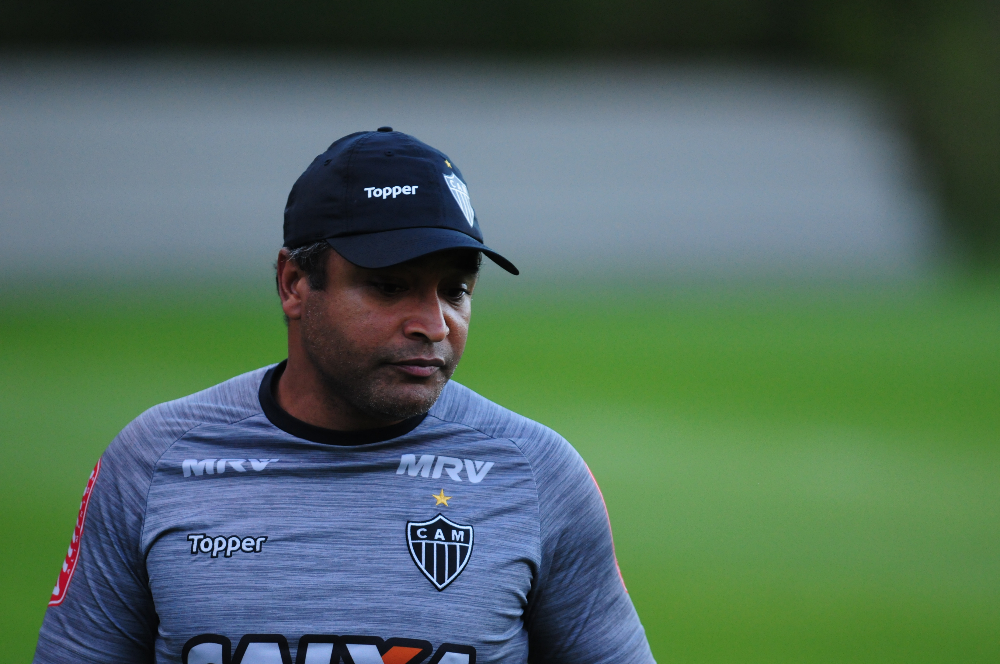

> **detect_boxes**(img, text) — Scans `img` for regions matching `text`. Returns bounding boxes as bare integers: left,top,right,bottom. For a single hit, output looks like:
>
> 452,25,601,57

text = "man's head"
275,129,515,429
277,244,481,423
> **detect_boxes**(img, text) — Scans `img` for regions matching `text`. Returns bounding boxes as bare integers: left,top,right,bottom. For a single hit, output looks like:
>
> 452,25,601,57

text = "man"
34,128,654,664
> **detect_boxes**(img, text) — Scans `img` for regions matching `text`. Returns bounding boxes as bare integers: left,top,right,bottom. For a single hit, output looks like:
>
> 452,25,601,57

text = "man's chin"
357,379,448,422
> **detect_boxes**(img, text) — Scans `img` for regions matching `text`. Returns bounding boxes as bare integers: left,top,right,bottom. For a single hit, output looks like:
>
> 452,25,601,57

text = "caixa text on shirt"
183,633,475,664
188,534,267,558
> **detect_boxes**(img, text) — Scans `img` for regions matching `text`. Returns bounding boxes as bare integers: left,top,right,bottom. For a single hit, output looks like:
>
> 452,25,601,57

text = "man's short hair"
284,241,332,290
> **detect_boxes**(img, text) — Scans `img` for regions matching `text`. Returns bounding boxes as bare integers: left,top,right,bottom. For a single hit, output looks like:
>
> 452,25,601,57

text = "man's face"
294,249,479,423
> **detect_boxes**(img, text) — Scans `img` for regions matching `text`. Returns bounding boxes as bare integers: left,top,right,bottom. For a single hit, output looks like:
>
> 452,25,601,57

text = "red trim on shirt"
49,457,102,606
586,465,628,592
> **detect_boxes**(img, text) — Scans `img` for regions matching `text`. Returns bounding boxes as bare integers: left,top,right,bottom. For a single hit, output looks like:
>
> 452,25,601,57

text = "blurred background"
1,1,998,662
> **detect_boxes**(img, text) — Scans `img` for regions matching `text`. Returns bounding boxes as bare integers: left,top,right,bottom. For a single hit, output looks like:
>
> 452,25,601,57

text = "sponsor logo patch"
49,458,101,606
188,534,268,558
182,458,278,478
183,634,475,664
396,455,493,483
364,185,419,199
406,514,473,591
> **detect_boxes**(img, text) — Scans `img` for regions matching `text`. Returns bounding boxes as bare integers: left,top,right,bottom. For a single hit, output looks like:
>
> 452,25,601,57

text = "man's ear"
276,248,308,322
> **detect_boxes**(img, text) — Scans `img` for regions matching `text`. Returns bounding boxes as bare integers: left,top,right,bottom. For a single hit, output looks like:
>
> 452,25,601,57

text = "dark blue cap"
284,128,518,275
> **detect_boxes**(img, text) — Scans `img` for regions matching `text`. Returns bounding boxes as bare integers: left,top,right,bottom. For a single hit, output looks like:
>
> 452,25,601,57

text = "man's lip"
391,358,446,367
389,358,446,377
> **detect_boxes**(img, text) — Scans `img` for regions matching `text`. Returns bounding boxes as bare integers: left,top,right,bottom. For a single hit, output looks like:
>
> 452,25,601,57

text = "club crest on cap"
443,173,476,228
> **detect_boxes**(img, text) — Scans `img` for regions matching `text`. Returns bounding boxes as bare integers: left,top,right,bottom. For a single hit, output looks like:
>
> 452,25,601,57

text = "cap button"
377,126,393,132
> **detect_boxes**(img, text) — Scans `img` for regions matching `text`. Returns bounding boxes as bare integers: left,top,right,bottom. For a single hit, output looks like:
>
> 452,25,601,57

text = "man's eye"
444,288,470,301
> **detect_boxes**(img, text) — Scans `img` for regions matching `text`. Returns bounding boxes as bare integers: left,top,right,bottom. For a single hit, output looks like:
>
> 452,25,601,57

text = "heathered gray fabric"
34,366,654,664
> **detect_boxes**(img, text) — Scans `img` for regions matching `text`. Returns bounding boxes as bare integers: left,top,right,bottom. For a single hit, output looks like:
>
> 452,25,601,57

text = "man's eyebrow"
445,268,479,279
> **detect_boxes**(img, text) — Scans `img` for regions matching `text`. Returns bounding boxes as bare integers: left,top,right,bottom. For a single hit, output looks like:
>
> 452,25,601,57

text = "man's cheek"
448,335,468,366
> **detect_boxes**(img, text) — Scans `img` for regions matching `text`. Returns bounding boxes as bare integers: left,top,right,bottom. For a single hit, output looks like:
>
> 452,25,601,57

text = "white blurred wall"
0,54,937,282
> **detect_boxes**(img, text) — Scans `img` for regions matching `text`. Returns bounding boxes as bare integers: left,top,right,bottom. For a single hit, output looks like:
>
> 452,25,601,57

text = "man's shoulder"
428,381,581,469
104,365,270,467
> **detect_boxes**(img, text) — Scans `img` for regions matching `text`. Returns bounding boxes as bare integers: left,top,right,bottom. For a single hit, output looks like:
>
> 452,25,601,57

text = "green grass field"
2,278,998,663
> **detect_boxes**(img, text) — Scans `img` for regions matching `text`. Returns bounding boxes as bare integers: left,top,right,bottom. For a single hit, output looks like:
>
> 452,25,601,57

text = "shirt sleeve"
522,435,656,663
33,433,159,663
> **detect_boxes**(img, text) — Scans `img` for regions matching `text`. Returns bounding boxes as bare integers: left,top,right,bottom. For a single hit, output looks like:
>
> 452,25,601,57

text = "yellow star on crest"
444,159,452,169
432,489,452,506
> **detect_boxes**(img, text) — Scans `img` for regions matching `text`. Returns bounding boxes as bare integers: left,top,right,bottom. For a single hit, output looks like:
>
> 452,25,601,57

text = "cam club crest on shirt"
442,172,476,227
406,514,474,591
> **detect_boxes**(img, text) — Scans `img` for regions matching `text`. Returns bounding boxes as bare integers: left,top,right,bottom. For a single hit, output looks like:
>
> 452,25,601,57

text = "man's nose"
402,290,450,342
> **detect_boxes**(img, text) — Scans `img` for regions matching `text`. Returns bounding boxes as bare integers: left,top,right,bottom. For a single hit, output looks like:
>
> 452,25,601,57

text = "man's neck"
275,355,403,432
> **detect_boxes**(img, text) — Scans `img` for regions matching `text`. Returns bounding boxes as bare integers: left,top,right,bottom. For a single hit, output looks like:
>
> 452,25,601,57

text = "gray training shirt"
34,362,654,664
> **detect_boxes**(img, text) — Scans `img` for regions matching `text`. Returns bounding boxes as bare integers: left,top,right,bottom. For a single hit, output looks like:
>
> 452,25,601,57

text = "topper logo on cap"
283,126,518,274
364,185,419,199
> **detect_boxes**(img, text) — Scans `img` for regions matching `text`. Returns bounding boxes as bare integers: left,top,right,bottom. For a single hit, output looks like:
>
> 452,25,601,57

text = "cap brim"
325,227,519,275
